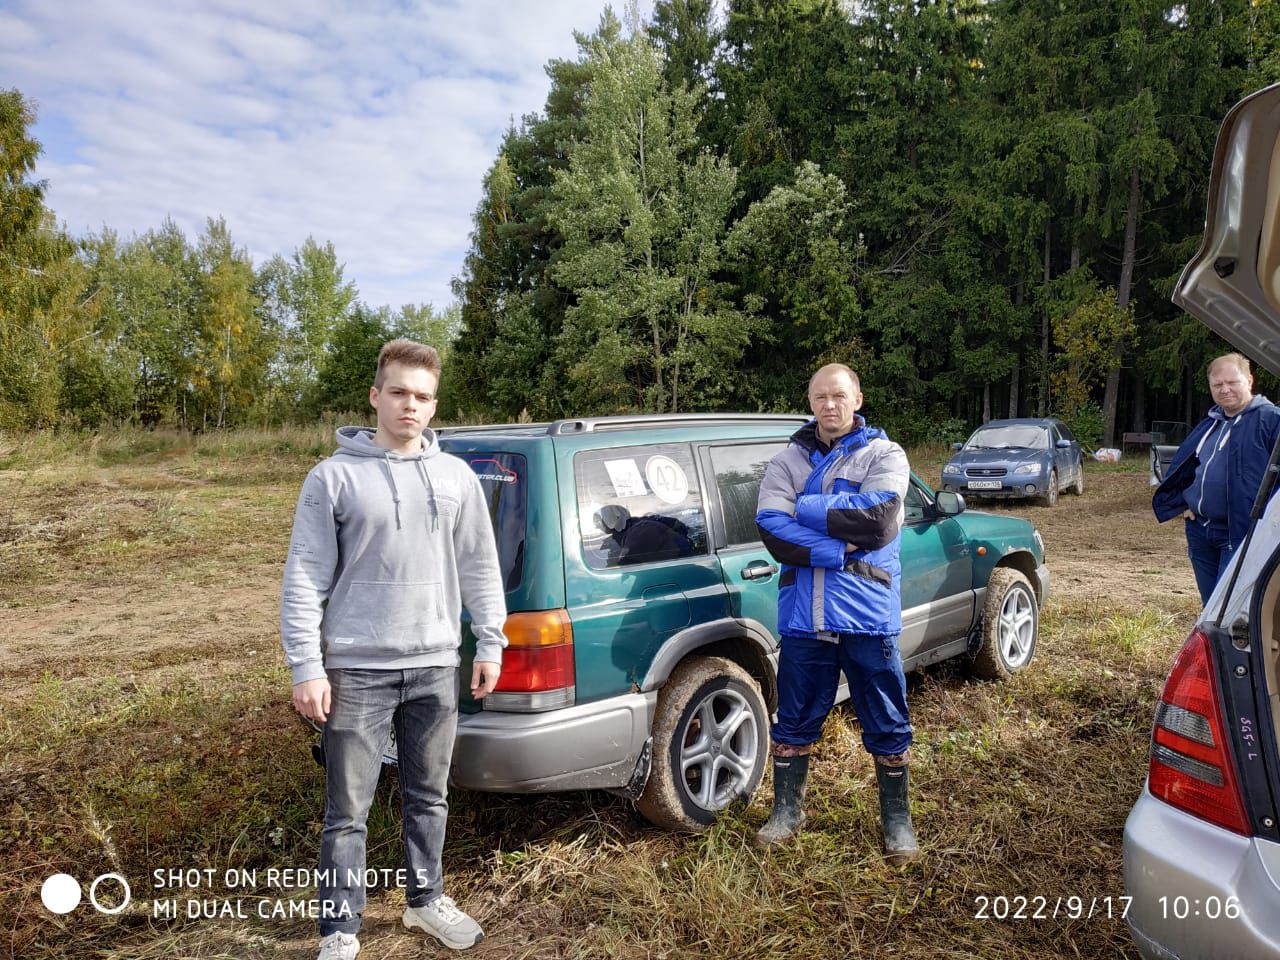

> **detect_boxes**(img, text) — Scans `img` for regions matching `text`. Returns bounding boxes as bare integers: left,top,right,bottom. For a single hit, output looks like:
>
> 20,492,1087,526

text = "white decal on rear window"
604,458,647,499
645,455,689,505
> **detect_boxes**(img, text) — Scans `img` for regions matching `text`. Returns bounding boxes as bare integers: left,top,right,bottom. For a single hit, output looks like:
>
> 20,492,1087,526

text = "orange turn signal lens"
502,609,573,647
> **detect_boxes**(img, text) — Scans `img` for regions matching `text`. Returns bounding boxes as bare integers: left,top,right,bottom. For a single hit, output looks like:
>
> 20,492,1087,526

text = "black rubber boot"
875,761,921,865
755,754,810,847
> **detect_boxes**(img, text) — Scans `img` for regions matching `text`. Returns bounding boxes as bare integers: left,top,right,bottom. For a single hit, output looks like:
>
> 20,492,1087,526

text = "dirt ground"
0,444,1200,960
1020,472,1199,609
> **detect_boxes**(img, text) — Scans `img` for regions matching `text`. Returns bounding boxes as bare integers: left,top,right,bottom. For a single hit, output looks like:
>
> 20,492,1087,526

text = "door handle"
740,561,778,581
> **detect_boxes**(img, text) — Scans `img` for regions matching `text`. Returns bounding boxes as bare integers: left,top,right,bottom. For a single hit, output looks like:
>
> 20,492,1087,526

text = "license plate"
967,480,1002,490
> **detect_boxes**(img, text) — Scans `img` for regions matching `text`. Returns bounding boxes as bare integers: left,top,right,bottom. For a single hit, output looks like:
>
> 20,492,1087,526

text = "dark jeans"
1185,519,1236,605
318,667,457,937
772,632,913,756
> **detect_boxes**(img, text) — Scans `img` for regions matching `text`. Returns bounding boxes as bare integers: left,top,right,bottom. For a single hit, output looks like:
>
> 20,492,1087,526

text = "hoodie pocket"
328,580,450,656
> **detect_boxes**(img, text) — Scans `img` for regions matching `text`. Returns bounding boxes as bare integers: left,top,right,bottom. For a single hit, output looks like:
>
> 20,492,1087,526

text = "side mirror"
935,490,966,516
1055,438,1072,449
951,442,964,451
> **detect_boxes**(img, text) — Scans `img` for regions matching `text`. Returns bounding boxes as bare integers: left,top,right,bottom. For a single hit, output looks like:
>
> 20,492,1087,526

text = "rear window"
459,453,527,592
574,444,708,569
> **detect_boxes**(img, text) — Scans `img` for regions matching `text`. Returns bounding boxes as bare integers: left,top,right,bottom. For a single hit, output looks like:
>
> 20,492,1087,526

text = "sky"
1,0,654,313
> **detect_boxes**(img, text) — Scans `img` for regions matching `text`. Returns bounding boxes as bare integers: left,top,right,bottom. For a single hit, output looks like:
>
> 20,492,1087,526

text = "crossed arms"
756,444,909,568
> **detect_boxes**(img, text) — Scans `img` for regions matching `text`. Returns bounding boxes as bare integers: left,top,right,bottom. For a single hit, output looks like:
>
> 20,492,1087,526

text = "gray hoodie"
280,426,507,685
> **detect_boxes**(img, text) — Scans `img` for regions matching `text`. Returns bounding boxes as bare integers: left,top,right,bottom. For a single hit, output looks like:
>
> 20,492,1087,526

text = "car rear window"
574,444,708,569
459,453,527,592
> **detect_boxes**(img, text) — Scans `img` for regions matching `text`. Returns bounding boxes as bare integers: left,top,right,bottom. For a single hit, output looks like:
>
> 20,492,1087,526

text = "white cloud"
5,0,651,311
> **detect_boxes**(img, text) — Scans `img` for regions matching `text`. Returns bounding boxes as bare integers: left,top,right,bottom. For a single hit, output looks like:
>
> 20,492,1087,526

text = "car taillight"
1147,628,1251,835
484,609,575,712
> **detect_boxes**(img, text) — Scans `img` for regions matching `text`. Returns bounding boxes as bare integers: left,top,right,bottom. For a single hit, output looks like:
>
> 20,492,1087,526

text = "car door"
1056,422,1082,487
897,478,975,665
699,440,789,641
563,442,726,703
1049,423,1070,488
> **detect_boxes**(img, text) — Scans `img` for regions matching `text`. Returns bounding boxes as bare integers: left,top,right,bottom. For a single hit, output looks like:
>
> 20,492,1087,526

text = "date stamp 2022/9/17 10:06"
972,893,1244,922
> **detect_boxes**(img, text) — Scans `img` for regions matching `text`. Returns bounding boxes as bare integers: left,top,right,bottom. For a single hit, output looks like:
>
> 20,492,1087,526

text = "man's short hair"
1208,352,1251,379
808,363,861,394
375,339,442,387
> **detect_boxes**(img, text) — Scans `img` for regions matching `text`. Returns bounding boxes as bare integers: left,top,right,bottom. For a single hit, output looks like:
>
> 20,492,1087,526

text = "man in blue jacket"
1153,352,1280,604
754,363,918,862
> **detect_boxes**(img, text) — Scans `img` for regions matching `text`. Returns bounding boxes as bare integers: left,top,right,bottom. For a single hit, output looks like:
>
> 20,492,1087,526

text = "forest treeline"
4,0,1279,445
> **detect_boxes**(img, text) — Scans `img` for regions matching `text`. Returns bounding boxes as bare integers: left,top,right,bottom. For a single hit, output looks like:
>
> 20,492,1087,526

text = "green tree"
715,0,858,205
191,218,269,428
313,305,391,415
649,0,721,108
62,230,141,427
0,89,82,428
981,0,1110,415
549,25,754,412
396,302,459,358
1050,286,1137,448
832,0,991,419
725,160,867,408
1131,0,1254,431
1093,0,1180,444
1244,0,1280,89
257,237,357,418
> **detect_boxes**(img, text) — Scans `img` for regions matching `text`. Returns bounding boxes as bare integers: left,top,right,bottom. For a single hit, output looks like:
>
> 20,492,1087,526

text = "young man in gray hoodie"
281,340,507,960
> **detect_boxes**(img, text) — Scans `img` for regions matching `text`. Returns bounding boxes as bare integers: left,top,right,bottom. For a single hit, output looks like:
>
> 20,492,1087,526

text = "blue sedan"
940,418,1085,507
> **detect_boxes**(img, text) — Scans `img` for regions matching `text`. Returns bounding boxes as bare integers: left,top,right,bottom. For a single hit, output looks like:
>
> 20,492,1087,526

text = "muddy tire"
1038,470,1058,507
635,656,768,833
971,567,1038,680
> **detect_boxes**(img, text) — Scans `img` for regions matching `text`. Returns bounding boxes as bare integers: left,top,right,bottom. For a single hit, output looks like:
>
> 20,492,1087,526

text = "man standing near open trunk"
1153,352,1280,603
281,339,507,959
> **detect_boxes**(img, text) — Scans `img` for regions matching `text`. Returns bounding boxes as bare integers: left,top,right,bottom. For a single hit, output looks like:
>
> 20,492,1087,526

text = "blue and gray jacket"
756,417,910,638
1153,395,1280,545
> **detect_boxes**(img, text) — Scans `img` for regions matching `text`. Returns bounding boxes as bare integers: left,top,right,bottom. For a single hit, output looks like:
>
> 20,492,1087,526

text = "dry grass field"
0,428,1202,960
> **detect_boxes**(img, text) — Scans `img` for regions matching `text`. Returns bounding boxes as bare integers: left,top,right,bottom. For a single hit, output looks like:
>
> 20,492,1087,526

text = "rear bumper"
451,690,656,793
1123,786,1280,959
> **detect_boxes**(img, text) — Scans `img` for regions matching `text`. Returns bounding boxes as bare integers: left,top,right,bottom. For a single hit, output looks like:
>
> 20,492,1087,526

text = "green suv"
426,414,1047,831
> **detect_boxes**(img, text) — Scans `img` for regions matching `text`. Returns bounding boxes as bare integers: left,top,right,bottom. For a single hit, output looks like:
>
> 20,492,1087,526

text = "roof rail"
436,422,553,436
546,413,808,435
437,413,809,437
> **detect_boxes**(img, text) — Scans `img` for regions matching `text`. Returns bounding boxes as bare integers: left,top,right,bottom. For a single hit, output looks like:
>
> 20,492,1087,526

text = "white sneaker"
316,931,360,960
402,895,484,950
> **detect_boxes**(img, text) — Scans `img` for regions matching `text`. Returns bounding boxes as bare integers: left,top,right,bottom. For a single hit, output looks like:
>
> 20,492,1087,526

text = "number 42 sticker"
645,455,689,505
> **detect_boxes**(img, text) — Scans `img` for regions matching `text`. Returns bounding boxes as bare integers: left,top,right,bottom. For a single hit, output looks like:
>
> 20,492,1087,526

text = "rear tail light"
484,609,575,712
1147,628,1251,835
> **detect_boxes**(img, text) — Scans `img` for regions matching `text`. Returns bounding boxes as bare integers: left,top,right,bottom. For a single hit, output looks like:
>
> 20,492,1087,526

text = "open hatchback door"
1172,82,1280,377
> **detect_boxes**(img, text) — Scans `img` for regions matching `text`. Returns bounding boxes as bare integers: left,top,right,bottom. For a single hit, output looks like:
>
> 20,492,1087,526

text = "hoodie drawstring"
380,458,403,530
416,460,439,532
